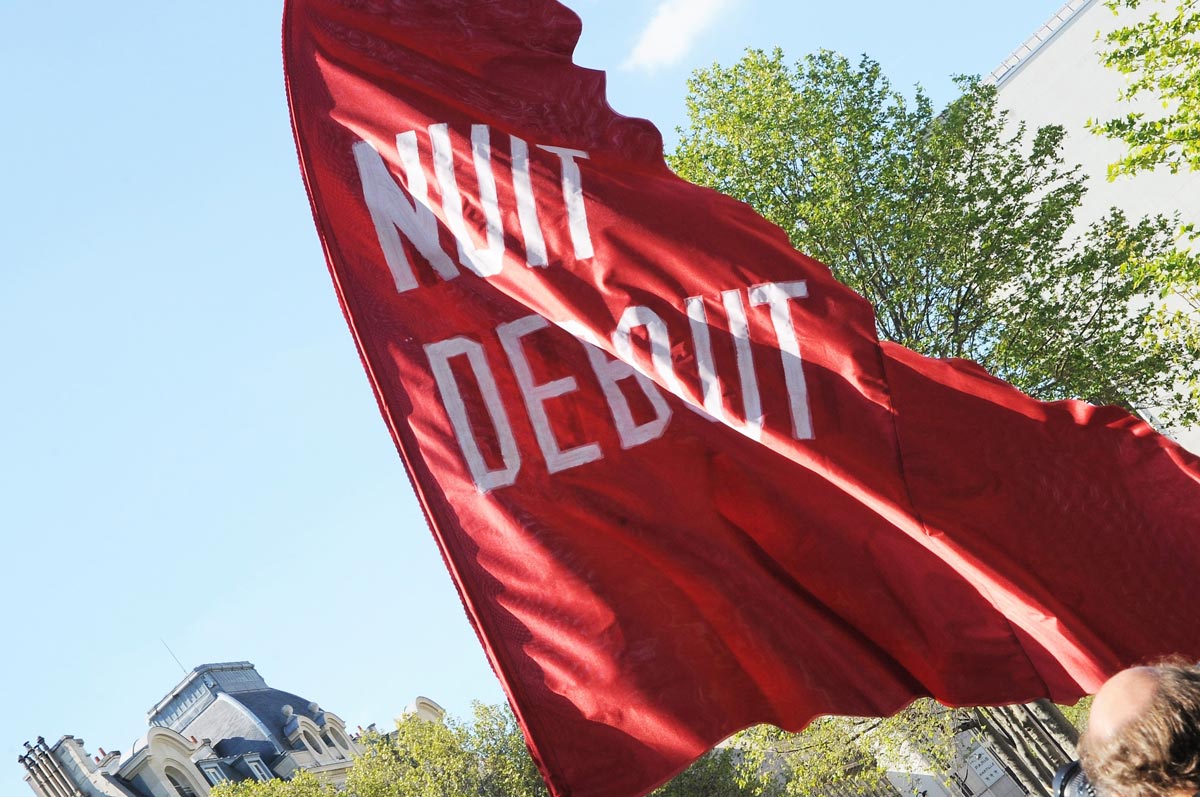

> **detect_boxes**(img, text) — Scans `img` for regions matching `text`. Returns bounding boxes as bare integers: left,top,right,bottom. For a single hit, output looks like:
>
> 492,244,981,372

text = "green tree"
463,703,548,797
211,703,767,797
1093,0,1200,371
652,745,780,797
726,700,1080,797
345,703,552,797
733,709,955,797
670,47,1200,425
213,770,336,797
1092,0,1200,177
1056,696,1095,736
345,717,484,797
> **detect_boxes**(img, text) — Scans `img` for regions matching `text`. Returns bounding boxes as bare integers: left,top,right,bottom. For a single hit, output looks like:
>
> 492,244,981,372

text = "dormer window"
329,727,352,751
201,766,226,786
302,731,324,757
247,760,272,782
321,733,345,760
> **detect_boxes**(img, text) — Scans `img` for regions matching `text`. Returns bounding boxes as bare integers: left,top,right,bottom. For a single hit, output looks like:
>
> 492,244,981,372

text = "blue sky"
1,0,1069,793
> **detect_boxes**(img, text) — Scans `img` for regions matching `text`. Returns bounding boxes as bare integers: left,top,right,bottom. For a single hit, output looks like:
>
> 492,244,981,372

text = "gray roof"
233,687,324,734
148,662,259,720
180,687,323,757
213,737,277,760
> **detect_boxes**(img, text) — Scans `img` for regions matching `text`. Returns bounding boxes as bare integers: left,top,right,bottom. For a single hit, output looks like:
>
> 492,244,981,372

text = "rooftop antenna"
160,639,187,675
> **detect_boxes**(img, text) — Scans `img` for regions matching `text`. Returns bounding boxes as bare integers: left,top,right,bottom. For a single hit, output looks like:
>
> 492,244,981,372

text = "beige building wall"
991,0,1200,454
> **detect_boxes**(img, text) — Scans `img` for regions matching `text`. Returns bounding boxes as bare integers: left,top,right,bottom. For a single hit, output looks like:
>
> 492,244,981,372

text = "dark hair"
1079,659,1200,797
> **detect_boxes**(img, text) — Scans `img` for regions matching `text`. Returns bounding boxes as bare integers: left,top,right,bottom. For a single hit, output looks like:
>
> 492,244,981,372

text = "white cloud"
622,0,737,72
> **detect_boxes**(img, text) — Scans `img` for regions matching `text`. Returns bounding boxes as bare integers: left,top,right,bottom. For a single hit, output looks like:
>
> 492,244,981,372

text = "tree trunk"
1011,704,1072,777
1026,700,1079,757
972,707,1048,797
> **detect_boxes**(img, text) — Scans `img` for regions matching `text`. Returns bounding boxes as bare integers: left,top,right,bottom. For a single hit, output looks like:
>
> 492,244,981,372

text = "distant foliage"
464,703,548,797
345,705,547,797
651,743,780,797
732,701,957,797
212,770,335,797
1093,0,1200,177
210,702,769,797
206,699,1089,797
1058,695,1095,734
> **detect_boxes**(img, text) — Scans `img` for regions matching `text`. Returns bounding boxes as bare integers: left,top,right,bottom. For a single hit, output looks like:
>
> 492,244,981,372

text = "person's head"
1079,658,1200,797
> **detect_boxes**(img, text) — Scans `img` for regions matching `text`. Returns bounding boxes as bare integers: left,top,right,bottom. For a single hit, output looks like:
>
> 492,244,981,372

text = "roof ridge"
985,0,1100,86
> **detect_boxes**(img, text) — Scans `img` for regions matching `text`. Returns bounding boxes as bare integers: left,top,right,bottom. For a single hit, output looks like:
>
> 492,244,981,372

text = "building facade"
990,0,1200,454
18,662,441,797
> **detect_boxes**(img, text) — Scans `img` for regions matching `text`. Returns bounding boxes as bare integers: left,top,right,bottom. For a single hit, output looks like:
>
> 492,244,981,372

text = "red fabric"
282,2,1200,796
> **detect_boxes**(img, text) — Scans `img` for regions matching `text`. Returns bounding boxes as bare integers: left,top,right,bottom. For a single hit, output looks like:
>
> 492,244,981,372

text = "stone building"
18,662,441,797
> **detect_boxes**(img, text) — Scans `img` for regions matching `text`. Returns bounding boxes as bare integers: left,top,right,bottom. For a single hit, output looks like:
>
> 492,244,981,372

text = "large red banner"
283,2,1200,795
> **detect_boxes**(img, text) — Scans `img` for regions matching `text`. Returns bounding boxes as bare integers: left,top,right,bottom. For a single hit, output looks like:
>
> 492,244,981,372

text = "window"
302,731,324,756
321,733,345,760
247,760,272,782
165,766,199,797
202,767,226,786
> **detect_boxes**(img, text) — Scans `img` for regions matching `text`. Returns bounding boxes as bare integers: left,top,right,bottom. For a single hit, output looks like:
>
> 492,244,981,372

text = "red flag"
283,1,1200,795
